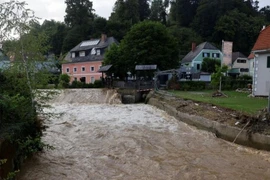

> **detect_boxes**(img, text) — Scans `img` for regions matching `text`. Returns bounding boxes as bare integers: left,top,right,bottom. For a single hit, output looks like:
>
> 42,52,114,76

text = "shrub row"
69,80,104,88
168,80,252,91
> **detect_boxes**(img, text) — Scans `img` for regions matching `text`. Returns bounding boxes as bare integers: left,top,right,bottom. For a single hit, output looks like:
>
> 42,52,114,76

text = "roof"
135,65,157,70
98,65,112,72
252,26,270,52
228,68,240,74
70,37,118,52
0,60,10,70
35,61,60,74
248,53,255,59
181,42,219,63
0,50,9,61
232,52,247,63
64,36,118,63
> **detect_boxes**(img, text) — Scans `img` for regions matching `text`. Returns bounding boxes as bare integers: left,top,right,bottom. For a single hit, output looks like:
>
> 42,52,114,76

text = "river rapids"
18,89,270,180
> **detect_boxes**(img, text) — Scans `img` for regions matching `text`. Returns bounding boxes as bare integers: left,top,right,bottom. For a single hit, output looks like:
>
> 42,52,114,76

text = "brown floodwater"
18,89,270,180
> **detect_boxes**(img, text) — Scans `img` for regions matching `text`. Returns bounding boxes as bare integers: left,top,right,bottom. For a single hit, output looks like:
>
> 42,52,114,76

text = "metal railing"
113,80,154,90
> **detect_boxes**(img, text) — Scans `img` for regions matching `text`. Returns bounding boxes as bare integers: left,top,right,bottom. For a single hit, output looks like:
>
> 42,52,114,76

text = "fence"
113,80,154,90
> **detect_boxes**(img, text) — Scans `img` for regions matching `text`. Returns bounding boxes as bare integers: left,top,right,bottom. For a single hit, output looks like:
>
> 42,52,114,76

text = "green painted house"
181,42,222,74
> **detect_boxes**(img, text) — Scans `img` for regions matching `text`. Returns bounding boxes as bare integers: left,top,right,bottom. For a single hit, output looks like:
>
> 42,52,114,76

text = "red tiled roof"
248,53,254,59
252,26,270,51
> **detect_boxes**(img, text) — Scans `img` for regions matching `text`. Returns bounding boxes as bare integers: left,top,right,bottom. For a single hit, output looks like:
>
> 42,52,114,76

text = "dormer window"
97,49,100,55
71,52,75,58
212,53,220,58
91,48,96,55
237,59,246,63
79,51,85,57
202,53,210,58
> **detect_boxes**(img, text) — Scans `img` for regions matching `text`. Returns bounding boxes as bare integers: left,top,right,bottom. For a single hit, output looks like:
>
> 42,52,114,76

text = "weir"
17,89,270,180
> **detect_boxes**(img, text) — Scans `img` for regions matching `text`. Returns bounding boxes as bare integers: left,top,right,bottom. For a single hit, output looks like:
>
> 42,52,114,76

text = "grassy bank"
169,90,268,115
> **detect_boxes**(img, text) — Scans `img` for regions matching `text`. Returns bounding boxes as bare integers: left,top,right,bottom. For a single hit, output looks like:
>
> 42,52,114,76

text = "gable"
182,42,220,63
252,26,270,51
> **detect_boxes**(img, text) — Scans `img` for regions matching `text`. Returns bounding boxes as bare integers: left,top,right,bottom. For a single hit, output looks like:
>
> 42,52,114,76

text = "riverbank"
146,90,270,151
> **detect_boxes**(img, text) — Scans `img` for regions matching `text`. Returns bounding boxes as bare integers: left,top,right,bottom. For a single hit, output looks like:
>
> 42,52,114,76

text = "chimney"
192,42,196,51
262,25,266,31
101,34,107,42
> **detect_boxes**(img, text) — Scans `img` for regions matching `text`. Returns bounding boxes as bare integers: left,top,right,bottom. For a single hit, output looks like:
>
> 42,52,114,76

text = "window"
237,59,246,63
240,68,249,72
267,56,270,68
90,66,95,72
91,77,95,83
74,77,77,81
74,67,77,72
212,53,220,58
80,77,86,83
91,48,96,55
203,53,210,58
196,64,200,70
82,67,85,72
71,52,75,58
79,51,85,57
66,68,69,73
97,49,101,55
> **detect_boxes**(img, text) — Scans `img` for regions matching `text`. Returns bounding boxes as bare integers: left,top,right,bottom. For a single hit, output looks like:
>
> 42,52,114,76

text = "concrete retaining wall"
147,93,270,151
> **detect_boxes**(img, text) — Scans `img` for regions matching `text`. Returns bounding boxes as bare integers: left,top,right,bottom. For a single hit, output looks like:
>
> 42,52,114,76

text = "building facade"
252,26,270,96
62,34,118,83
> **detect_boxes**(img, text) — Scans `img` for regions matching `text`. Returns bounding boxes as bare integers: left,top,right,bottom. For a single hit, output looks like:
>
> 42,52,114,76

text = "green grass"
169,90,268,115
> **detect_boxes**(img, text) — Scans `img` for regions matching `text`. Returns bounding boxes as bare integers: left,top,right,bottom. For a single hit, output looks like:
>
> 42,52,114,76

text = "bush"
70,80,83,88
93,80,104,88
59,74,70,88
69,80,104,88
178,81,207,91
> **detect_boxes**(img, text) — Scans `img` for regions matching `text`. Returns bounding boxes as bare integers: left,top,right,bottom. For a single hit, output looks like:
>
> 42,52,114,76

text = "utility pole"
219,40,224,92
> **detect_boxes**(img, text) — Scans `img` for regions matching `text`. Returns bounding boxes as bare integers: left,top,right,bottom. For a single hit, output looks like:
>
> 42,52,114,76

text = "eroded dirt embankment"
146,91,270,151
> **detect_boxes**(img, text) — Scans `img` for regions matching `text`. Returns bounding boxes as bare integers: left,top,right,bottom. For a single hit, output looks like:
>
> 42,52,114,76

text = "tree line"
2,0,269,61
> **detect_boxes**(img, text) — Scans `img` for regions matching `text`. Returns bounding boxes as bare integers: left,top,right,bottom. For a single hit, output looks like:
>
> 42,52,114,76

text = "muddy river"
18,89,270,180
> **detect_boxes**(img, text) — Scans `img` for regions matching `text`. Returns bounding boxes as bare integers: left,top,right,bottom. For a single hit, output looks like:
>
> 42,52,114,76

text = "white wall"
253,53,270,96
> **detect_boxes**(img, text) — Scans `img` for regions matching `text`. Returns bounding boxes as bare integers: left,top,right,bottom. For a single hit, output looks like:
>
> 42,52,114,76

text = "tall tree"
63,0,95,53
169,0,201,27
92,16,108,38
0,2,52,175
150,0,169,24
167,26,202,57
213,9,265,54
104,21,179,77
260,6,270,22
110,0,140,25
39,20,67,57
191,0,219,39
64,0,94,27
138,0,151,21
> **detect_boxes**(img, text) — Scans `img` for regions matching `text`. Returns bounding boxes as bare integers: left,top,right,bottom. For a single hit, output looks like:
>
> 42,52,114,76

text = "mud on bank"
146,91,270,151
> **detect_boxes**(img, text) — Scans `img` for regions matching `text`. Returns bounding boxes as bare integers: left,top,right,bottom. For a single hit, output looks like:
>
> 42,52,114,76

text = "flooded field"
18,89,270,180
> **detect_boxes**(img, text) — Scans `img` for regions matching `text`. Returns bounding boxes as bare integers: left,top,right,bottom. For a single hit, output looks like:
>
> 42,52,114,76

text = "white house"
228,52,250,77
252,25,270,96
248,53,255,77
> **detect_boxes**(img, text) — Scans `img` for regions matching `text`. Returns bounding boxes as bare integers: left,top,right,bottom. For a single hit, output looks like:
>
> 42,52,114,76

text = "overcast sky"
3,0,270,23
